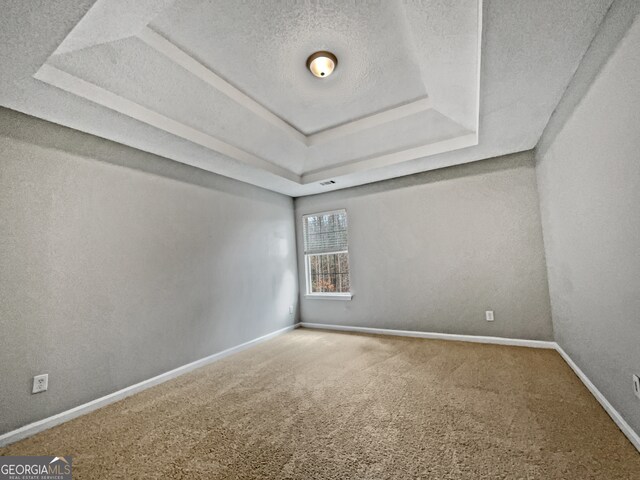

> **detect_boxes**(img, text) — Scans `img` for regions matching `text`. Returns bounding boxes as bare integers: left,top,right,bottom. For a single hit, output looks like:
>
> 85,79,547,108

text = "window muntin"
303,210,350,295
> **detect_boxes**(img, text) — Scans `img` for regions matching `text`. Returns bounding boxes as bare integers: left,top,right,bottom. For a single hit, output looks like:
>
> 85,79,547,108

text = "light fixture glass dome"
307,51,337,78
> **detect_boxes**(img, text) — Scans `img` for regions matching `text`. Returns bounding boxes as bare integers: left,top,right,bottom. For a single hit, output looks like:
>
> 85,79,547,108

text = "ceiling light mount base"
307,51,337,78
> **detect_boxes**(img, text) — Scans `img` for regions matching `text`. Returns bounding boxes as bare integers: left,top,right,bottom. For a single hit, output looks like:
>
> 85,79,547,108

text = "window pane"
303,210,348,254
304,210,350,295
308,252,350,293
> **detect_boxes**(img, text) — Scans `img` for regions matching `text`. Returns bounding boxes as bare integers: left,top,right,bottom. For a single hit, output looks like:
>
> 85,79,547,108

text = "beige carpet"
2,329,639,479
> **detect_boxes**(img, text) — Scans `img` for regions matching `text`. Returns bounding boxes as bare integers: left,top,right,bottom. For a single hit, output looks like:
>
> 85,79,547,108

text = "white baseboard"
300,322,639,453
555,344,640,452
3,321,638,455
0,323,299,448
299,322,557,349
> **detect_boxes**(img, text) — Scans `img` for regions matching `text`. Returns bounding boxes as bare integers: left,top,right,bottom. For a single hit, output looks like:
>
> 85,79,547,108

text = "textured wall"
295,151,553,340
0,108,298,434
536,14,640,435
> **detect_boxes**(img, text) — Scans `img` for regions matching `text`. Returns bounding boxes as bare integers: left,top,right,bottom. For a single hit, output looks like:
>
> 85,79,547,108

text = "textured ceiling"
0,0,613,196
150,0,430,134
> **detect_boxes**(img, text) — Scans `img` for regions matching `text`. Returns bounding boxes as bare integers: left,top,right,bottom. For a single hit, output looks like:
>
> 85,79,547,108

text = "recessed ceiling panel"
0,0,614,196
304,109,471,173
150,0,430,134
48,37,307,174
53,0,175,55
402,0,480,130
28,0,482,189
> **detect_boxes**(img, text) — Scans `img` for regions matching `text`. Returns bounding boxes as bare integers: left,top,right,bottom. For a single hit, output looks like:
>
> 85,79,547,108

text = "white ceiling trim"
137,26,434,148
34,63,301,182
23,0,483,190
33,62,476,187
137,26,309,146
305,97,432,146
53,0,175,56
302,132,478,184
1,0,614,196
474,0,483,135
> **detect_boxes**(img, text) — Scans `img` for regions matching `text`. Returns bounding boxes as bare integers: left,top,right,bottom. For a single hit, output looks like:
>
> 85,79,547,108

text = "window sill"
305,293,353,301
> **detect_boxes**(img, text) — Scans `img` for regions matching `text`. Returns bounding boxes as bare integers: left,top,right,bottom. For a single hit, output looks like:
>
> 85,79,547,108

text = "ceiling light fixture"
307,51,337,78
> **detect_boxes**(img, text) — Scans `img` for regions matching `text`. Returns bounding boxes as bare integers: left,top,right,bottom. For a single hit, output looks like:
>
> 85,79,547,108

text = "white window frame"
303,209,353,300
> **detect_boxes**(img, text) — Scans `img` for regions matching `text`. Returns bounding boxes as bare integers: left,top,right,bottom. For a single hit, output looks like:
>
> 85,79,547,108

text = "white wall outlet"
289,305,294,315
32,374,48,394
633,374,640,400
485,310,494,322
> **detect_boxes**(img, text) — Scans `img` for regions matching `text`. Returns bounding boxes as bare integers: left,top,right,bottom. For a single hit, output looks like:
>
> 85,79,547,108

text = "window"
303,209,351,298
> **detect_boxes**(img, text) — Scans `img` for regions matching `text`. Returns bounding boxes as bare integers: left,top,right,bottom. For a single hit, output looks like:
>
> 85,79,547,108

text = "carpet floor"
1,329,639,479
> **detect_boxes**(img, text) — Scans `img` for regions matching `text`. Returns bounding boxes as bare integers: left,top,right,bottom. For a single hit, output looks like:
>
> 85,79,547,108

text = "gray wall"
0,108,298,434
295,151,553,340
536,14,640,435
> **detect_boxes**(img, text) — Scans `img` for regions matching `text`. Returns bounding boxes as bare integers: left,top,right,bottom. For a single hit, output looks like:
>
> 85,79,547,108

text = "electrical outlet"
289,305,294,315
32,374,48,394
633,375,640,400
485,310,494,322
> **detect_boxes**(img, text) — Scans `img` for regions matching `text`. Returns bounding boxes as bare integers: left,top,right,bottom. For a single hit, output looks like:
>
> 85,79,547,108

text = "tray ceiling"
0,0,612,196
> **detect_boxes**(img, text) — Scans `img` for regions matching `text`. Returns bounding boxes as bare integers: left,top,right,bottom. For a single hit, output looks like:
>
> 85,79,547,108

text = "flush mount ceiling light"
306,51,337,78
